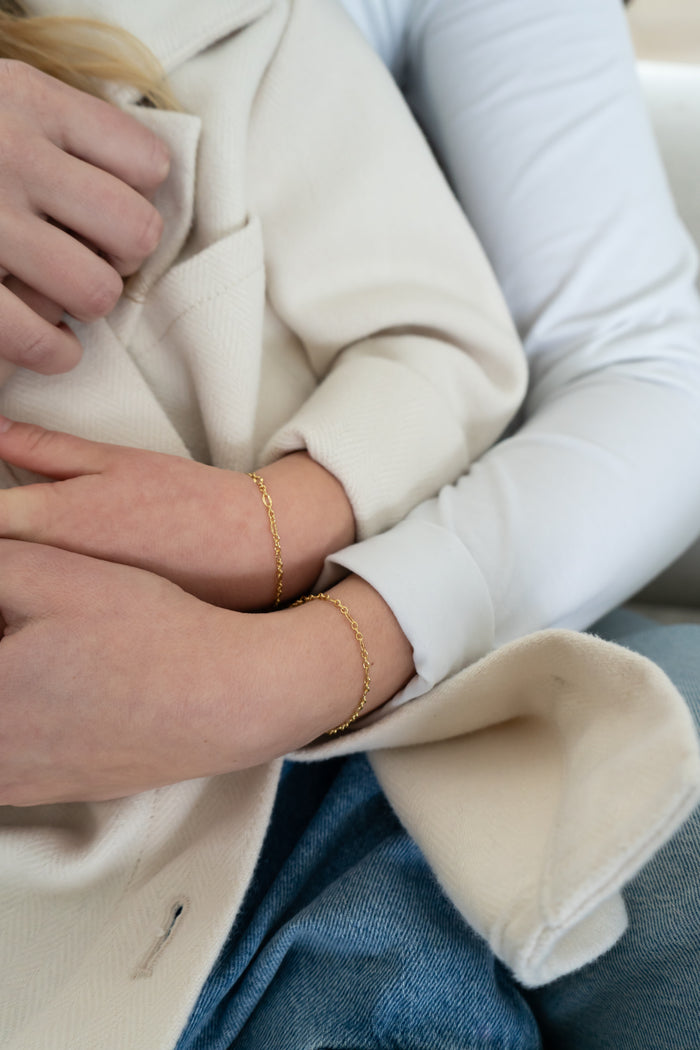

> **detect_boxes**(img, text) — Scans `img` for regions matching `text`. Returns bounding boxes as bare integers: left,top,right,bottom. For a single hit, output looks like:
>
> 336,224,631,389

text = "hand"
0,419,356,609
0,540,270,804
0,59,169,375
0,544,413,805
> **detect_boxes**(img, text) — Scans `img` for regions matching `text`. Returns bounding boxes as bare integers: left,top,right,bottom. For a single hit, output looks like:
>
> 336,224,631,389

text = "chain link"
247,472,284,608
292,592,371,735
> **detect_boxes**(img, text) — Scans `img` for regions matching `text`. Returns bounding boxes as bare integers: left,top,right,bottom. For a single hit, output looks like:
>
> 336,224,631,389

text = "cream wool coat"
0,1,698,1047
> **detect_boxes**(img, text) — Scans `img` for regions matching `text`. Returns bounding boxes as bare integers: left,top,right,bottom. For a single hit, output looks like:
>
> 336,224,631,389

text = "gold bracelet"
291,592,371,736
247,471,283,608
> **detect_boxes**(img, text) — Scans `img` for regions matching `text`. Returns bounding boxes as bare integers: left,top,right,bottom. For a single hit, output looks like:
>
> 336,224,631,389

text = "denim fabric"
176,755,540,1050
177,612,700,1049
528,612,700,1049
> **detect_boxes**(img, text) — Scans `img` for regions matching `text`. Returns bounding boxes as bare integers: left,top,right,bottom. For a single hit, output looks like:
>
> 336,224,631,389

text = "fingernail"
0,416,13,433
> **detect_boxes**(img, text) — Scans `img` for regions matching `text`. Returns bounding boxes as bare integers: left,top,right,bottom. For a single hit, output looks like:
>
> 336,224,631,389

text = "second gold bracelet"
247,471,284,608
292,592,372,736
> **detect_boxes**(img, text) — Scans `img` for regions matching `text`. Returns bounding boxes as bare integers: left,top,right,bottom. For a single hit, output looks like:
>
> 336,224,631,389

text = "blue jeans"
177,754,539,1049
177,614,700,1049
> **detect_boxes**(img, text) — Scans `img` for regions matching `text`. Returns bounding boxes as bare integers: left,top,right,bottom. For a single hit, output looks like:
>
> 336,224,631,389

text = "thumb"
0,417,108,479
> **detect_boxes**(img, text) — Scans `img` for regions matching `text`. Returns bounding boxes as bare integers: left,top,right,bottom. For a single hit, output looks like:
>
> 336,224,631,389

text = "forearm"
243,573,415,753
415,0,700,636
335,0,700,692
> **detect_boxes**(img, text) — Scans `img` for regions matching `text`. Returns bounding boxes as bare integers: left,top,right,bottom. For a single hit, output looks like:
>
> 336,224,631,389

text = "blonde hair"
0,1,177,109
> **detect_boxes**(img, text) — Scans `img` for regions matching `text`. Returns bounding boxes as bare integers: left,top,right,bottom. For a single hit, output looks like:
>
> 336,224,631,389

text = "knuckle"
17,329,59,371
23,422,56,453
0,60,54,129
0,66,45,174
0,58,37,100
15,320,81,374
6,421,59,462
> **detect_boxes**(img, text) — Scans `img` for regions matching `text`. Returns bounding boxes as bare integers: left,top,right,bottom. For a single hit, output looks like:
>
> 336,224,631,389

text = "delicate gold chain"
292,592,371,735
247,472,283,608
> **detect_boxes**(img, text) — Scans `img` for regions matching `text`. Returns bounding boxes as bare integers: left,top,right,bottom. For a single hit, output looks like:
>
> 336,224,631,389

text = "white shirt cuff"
329,516,495,707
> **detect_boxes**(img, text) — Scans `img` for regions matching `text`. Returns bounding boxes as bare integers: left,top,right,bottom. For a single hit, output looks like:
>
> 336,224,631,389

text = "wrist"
186,453,355,614
273,575,416,744
203,575,415,773
247,451,355,606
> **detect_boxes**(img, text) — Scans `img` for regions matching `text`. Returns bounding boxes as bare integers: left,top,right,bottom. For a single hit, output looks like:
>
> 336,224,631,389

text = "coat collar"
23,0,274,73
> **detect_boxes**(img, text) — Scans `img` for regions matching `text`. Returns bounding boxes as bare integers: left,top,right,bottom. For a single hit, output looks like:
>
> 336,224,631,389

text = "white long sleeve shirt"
335,0,700,701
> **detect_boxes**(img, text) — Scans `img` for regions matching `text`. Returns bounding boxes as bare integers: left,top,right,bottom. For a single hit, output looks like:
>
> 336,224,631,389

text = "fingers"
0,422,110,548
0,485,47,548
4,276,64,326
0,283,83,373
4,60,170,196
29,142,165,277
0,60,170,373
51,82,171,197
1,210,123,323
0,277,62,384
0,418,109,478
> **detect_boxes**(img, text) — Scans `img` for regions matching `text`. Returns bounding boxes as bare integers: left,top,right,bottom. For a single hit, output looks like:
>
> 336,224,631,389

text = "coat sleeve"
333,0,700,700
247,0,526,539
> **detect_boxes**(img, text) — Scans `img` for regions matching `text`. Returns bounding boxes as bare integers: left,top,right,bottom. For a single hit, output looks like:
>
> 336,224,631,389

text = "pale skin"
0,540,414,806
0,423,415,808
0,419,356,610
0,60,169,376
0,62,416,805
